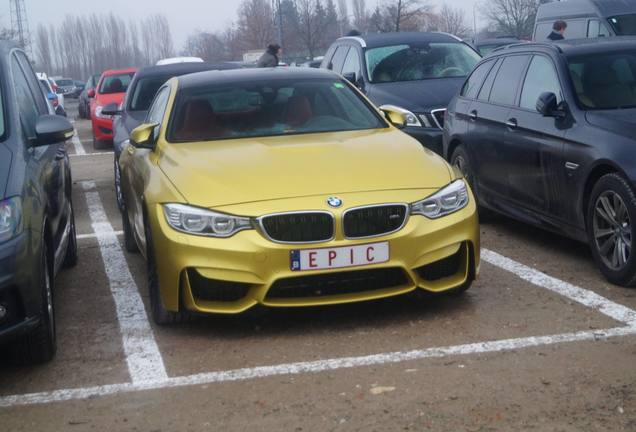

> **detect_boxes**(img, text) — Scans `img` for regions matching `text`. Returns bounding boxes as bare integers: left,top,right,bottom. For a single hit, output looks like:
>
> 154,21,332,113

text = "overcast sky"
7,0,484,51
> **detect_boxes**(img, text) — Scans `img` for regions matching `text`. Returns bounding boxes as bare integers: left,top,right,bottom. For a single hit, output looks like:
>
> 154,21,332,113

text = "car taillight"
52,98,59,107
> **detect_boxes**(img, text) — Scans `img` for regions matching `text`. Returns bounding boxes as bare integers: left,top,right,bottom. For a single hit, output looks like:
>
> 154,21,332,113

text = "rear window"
99,73,134,94
168,78,385,142
609,14,636,36
129,76,170,111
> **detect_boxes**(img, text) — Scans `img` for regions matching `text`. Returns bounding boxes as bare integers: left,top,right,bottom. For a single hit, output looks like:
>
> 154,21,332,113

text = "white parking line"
77,231,123,240
81,181,167,385
71,130,86,155
70,152,114,158
0,325,634,408
2,225,636,407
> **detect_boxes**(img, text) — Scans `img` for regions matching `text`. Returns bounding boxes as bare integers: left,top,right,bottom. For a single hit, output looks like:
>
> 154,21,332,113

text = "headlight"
163,203,252,237
411,180,469,219
95,105,110,119
0,197,23,243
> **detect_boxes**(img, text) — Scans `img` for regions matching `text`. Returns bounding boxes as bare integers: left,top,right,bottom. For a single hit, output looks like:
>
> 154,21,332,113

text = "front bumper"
149,190,480,315
403,126,444,156
92,116,114,141
0,233,39,344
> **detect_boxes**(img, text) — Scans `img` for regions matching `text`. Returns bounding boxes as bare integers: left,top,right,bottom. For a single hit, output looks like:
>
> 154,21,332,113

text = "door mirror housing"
343,72,357,84
34,115,74,146
130,123,159,149
536,92,566,118
87,88,95,98
379,105,407,128
101,103,121,116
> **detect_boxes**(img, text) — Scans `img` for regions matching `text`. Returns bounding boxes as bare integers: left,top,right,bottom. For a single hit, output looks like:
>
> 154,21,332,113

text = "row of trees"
26,0,547,77
34,13,174,79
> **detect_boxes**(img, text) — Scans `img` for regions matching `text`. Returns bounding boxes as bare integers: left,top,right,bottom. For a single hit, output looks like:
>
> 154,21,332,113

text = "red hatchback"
90,68,137,147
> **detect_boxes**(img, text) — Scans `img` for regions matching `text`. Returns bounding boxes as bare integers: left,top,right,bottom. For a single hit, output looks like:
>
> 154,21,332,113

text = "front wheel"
587,173,636,287
9,241,56,364
450,145,492,219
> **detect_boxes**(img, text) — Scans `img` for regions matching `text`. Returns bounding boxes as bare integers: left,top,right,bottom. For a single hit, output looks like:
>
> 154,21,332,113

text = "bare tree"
351,0,369,33
35,24,52,72
482,0,540,39
437,5,470,39
295,0,331,58
237,0,276,50
369,0,433,33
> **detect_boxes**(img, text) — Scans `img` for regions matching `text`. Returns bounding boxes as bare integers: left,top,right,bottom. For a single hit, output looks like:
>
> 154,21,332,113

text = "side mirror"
343,72,357,84
130,123,159,149
379,105,407,128
34,115,74,146
536,92,565,118
87,88,95,98
101,103,121,116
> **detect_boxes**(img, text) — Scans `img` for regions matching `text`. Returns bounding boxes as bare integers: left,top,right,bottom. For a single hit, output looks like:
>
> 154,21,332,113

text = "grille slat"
431,109,446,129
188,269,252,302
267,268,408,299
344,205,407,239
261,212,334,243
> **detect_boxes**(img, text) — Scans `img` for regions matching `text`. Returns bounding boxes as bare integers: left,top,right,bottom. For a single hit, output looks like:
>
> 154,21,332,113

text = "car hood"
0,143,11,198
367,78,465,112
95,92,125,107
586,109,636,138
158,128,451,208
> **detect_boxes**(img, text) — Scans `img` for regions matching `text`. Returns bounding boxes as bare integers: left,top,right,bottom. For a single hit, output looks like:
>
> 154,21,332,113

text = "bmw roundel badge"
327,196,343,208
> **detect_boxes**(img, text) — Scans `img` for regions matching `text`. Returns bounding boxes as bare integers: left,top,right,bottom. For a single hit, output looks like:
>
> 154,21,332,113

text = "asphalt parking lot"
1,99,635,431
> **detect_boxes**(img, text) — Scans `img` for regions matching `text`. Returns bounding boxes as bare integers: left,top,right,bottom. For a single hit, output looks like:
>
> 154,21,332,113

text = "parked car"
37,73,65,112
54,78,76,97
107,62,244,211
321,32,481,155
90,68,137,147
474,37,521,56
118,67,479,324
37,74,66,117
72,80,85,98
534,0,636,40
0,41,77,364
78,73,100,119
444,38,636,286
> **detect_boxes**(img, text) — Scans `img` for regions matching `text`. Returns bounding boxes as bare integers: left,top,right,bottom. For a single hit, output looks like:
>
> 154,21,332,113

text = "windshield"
99,72,134,94
57,79,74,86
568,50,636,109
365,42,481,83
129,76,170,111
169,78,385,142
608,14,636,35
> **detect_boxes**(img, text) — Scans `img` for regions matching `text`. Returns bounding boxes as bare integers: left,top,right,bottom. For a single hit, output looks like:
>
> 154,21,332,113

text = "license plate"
290,242,389,272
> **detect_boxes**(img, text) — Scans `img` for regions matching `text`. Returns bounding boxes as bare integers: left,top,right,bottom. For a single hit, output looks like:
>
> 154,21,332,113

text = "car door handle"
469,110,478,120
506,118,518,129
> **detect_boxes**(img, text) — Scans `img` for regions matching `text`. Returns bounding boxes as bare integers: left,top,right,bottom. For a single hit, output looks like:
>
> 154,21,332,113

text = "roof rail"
337,36,367,47
491,42,563,54
431,31,462,42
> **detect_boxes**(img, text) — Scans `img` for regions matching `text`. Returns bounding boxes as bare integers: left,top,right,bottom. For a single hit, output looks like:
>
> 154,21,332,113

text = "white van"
534,0,636,41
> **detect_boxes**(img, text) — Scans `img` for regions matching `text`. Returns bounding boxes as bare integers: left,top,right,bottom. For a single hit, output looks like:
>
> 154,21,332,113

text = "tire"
450,145,494,220
145,218,189,325
121,207,139,254
114,157,124,212
9,241,56,364
63,203,78,268
587,173,636,287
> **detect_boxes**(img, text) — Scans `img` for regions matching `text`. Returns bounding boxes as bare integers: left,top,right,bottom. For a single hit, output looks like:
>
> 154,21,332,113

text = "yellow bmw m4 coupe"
118,67,480,324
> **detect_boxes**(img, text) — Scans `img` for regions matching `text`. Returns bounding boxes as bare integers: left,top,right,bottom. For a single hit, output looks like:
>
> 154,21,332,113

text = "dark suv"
444,37,636,286
321,32,481,155
0,42,77,364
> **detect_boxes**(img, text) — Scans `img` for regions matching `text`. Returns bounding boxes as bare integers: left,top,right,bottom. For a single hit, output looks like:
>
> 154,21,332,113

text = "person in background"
547,20,567,40
346,29,362,36
257,44,282,68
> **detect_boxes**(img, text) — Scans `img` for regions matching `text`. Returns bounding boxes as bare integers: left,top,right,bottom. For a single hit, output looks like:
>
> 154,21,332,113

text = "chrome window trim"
342,203,410,240
256,210,336,245
337,36,367,47
430,108,446,130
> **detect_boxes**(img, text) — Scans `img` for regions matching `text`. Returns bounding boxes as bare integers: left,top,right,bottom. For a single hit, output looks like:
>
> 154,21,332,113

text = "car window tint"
99,73,134,94
12,57,39,139
147,86,171,125
330,46,350,73
520,56,562,110
563,20,588,38
489,55,529,106
341,48,361,79
588,19,611,37
15,52,47,114
129,76,170,111
461,59,495,99
477,58,502,101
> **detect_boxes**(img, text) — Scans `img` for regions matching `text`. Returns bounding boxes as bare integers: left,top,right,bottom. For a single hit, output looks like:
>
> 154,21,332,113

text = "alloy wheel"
593,191,632,271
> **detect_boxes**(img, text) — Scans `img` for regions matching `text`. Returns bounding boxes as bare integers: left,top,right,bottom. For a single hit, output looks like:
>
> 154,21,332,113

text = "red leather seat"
286,95,312,127
176,99,226,141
